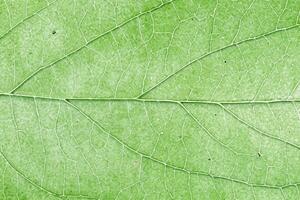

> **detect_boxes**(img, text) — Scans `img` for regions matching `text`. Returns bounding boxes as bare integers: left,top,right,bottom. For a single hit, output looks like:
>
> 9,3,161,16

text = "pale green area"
0,0,300,199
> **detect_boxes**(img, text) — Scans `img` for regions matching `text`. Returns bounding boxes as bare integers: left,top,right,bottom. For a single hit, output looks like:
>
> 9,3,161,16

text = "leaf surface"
0,0,300,199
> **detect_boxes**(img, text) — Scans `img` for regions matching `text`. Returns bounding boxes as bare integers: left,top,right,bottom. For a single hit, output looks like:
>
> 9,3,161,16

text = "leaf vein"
9,0,175,94
138,24,300,98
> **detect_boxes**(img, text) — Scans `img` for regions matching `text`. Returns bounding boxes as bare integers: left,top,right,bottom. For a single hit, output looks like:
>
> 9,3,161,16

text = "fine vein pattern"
0,0,300,199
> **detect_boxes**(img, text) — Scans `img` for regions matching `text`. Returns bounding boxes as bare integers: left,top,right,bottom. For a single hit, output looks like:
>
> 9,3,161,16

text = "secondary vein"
9,0,175,94
137,23,300,98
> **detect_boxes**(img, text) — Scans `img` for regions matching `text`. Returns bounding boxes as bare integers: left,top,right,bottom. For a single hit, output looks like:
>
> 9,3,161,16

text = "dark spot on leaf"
214,113,217,116
52,30,56,35
208,158,211,161
258,152,261,157
224,60,227,63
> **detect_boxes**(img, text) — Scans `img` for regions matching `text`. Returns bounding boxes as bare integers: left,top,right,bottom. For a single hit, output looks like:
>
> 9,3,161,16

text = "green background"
0,0,300,199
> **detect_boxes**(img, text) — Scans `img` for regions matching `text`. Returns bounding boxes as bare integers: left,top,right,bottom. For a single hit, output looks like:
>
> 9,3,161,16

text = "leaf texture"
0,0,300,199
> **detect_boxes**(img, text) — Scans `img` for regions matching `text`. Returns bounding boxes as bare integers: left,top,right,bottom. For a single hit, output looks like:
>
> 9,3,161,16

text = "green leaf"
0,0,300,199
